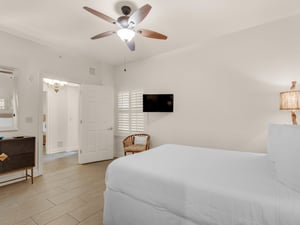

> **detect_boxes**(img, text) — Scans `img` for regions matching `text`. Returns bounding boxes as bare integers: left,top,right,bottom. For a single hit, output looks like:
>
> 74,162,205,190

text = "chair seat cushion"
125,144,147,152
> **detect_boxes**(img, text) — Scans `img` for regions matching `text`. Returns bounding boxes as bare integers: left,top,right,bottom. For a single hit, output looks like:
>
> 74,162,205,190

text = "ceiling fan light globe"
117,28,135,42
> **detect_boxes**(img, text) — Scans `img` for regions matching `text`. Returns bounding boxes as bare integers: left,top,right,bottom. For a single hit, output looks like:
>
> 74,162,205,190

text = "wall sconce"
280,81,300,125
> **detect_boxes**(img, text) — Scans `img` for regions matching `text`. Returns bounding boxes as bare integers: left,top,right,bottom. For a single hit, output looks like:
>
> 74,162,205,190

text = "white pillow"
134,136,147,145
268,124,300,193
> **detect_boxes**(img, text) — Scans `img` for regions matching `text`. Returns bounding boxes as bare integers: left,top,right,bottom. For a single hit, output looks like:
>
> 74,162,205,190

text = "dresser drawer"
0,152,35,173
0,137,35,155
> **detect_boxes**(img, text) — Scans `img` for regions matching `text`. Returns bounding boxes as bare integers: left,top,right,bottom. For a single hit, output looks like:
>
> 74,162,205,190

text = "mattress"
103,144,300,225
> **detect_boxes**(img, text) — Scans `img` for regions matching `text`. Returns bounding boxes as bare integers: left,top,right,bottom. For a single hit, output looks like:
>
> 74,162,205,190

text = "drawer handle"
0,153,8,161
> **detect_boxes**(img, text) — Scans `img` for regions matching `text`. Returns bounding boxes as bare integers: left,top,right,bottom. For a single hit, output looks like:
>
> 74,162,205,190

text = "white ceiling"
0,0,300,66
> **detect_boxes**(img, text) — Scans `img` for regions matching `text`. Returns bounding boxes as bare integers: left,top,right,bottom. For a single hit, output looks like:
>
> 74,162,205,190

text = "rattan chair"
123,134,150,156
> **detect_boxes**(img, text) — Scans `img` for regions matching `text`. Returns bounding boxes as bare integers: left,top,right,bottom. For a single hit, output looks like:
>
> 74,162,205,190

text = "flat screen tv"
143,94,174,112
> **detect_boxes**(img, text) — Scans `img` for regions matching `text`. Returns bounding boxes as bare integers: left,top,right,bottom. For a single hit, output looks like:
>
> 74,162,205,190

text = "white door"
79,85,114,164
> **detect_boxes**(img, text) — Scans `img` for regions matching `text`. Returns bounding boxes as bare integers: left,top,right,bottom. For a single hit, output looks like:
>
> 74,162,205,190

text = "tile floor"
0,154,112,225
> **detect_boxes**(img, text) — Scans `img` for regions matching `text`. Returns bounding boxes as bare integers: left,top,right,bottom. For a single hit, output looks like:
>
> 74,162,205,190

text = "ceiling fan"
83,3,167,51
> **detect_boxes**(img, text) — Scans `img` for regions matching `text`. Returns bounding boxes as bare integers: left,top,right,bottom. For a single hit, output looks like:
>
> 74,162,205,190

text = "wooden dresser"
0,136,35,184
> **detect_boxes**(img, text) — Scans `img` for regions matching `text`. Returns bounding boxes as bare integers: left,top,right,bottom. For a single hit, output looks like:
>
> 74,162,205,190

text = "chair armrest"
146,136,150,150
123,135,134,147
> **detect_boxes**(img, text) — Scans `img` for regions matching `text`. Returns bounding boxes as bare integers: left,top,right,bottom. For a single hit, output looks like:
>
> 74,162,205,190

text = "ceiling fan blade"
138,29,168,40
91,31,115,40
128,4,152,26
83,6,117,24
0,70,13,74
126,39,135,51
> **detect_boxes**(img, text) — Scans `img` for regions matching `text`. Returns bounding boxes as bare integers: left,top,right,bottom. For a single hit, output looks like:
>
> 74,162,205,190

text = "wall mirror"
0,68,18,131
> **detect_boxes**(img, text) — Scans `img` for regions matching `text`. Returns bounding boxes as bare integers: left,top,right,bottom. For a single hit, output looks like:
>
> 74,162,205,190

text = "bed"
103,144,300,225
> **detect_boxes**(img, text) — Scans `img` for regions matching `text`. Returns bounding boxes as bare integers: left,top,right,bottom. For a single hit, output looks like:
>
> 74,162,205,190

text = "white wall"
0,30,114,179
0,30,113,136
114,14,300,155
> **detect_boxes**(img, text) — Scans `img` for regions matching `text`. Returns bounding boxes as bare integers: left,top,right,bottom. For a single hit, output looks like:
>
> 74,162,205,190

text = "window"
117,90,144,134
0,99,5,110
0,70,18,131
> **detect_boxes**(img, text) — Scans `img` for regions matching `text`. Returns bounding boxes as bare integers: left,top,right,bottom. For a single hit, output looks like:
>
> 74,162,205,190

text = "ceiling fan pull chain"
123,57,127,72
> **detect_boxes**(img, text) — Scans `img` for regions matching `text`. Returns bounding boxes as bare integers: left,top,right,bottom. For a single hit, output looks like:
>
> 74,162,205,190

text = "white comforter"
105,144,300,225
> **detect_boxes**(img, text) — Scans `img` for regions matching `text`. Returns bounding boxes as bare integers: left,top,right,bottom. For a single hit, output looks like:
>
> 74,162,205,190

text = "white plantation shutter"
0,99,5,110
117,91,130,131
117,90,144,133
130,90,144,132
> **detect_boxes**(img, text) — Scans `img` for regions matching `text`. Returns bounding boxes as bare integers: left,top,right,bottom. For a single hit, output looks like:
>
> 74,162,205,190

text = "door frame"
37,73,80,175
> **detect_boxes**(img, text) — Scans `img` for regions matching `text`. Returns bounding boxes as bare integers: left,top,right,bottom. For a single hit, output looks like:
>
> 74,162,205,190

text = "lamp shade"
280,90,300,110
117,28,135,42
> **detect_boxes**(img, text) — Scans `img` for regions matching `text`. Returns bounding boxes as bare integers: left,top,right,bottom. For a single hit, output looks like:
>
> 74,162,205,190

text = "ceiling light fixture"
117,28,135,42
83,3,167,51
43,78,67,93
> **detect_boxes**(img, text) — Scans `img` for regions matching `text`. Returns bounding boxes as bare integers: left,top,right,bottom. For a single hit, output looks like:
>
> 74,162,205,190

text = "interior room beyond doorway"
42,78,80,163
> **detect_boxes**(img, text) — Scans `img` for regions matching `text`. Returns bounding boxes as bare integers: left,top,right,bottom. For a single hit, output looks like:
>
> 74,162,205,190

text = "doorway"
38,78,114,176
42,78,80,166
